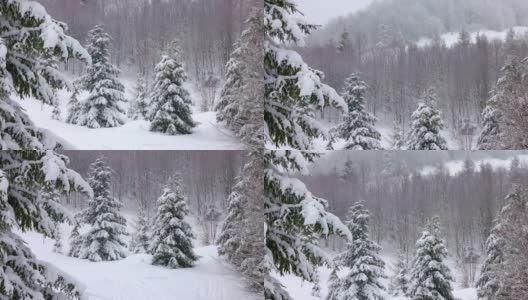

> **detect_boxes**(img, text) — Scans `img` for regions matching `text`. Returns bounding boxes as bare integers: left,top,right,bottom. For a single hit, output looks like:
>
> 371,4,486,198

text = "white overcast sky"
296,0,375,25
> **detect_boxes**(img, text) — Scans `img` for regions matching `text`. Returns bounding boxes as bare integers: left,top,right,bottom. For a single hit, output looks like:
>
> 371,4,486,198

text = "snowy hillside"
17,77,242,150
16,214,259,300
417,26,528,48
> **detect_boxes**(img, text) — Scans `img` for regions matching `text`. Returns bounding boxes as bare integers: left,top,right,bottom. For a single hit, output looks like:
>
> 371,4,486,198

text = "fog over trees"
40,0,252,79
295,0,528,149
61,151,243,244
310,0,528,47
303,151,528,260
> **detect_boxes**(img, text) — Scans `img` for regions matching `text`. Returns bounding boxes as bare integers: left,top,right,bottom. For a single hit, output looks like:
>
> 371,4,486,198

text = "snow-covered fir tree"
52,101,61,121
391,123,405,150
148,54,196,135
265,149,352,300
0,150,92,299
216,172,245,263
409,217,455,300
406,93,448,150
479,56,528,149
476,185,528,299
79,157,128,262
53,226,63,253
128,74,150,120
66,88,83,124
0,0,89,150
477,95,501,150
335,73,382,150
217,148,264,291
264,0,347,150
75,25,126,128
327,202,386,300
216,8,264,149
129,207,151,254
389,251,410,297
68,218,83,258
149,179,198,268
499,185,528,299
39,184,65,253
326,269,343,300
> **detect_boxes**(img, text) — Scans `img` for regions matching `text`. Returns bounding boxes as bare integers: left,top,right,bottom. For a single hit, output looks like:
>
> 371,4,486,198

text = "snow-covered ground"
18,77,242,150
275,250,478,300
417,26,528,48
17,213,259,300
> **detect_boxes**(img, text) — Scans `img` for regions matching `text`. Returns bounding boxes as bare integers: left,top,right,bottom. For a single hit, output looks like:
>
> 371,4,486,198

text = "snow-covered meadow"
276,254,478,300
17,77,242,150
17,213,259,300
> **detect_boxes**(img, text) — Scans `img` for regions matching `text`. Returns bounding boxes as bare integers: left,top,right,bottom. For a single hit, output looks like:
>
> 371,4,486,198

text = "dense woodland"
310,0,528,47
61,151,243,244
41,0,251,78
38,0,257,112
302,28,528,143
304,152,527,258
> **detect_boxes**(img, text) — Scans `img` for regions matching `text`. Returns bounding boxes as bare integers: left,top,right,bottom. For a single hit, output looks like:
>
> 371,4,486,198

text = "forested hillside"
310,0,528,46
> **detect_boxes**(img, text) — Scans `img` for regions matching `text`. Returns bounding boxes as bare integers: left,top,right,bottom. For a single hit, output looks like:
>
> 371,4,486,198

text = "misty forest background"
299,0,528,148
40,0,253,111
304,151,528,287
61,151,243,245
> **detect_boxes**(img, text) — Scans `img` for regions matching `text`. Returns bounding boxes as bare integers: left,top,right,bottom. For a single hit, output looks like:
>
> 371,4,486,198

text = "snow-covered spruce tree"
391,123,405,150
328,202,386,300
149,180,198,268
53,225,63,253
406,99,448,150
504,187,528,299
79,157,127,262
390,251,410,297
476,212,506,300
148,54,196,135
409,217,455,300
335,73,382,150
476,94,501,150
265,150,352,300
68,218,83,258
481,185,528,299
129,207,150,254
217,149,264,291
0,151,92,299
216,8,264,149
216,171,245,264
66,87,83,124
76,25,126,128
264,0,347,150
128,75,150,120
0,1,89,150
482,56,528,149
52,101,61,121
40,184,65,253
326,269,344,300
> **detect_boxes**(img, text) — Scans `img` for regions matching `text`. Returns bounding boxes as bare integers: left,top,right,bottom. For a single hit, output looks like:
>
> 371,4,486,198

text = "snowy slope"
417,26,528,48
17,77,242,150
17,214,259,300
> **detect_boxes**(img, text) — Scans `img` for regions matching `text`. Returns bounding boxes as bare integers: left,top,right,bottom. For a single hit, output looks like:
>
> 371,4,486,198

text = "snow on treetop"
9,0,90,62
42,151,93,197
